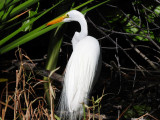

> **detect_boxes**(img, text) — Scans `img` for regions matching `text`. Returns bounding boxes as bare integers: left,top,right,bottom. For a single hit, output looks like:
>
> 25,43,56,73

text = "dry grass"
0,49,59,120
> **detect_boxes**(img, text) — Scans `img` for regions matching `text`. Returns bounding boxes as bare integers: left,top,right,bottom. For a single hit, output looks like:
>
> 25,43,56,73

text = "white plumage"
66,36,100,110
47,10,101,120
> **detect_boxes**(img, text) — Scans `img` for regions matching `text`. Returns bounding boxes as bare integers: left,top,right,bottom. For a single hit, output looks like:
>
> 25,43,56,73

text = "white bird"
47,10,101,120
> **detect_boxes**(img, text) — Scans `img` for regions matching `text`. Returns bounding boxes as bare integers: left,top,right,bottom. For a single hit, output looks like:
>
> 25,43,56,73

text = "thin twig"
88,17,145,75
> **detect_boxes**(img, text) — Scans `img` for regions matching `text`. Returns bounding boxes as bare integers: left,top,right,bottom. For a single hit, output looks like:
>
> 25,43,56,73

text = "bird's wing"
64,36,101,112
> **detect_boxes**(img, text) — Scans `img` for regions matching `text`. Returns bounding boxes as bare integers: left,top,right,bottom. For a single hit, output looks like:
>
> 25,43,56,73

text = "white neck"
78,17,88,38
71,16,88,50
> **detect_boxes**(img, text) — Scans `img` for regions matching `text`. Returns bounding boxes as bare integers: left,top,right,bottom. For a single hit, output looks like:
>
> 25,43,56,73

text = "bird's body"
47,10,101,120
60,35,100,119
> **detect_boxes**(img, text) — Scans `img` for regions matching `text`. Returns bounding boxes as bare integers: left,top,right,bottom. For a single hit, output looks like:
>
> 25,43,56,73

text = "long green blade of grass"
82,0,110,14
72,0,94,10
1,0,39,22
0,22,62,54
0,0,63,46
0,0,22,11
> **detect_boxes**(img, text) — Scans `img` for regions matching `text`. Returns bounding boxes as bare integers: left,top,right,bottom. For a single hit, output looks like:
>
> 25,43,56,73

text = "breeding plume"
47,10,101,119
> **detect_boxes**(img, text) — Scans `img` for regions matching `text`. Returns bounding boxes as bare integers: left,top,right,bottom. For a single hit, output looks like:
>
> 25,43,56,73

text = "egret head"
63,10,84,22
47,10,84,26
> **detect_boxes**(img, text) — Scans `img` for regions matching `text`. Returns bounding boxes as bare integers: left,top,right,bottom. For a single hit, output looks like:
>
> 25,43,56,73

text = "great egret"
47,10,101,119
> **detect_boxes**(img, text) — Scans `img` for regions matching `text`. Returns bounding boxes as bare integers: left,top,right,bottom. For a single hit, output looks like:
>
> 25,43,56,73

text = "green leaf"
124,105,151,118
22,10,38,32
154,5,160,15
0,0,6,10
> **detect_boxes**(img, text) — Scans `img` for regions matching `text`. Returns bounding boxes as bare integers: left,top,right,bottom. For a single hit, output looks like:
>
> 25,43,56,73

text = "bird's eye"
66,14,69,18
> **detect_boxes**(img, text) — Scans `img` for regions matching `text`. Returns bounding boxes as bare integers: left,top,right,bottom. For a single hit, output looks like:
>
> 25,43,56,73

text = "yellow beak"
46,14,67,26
